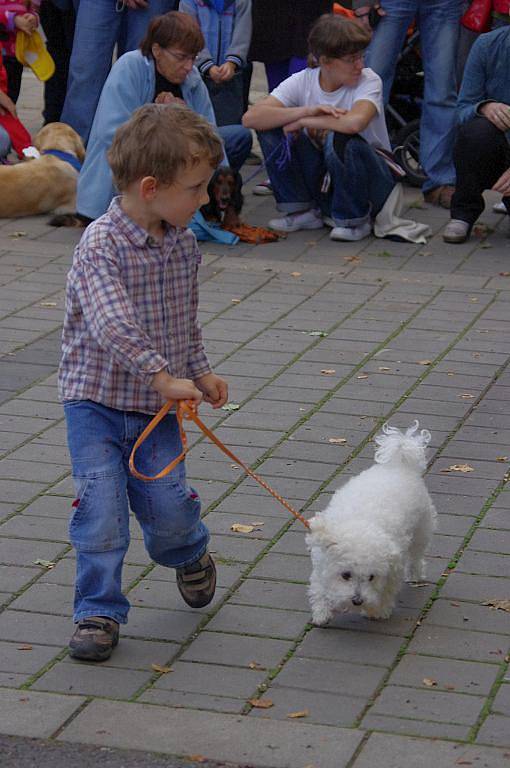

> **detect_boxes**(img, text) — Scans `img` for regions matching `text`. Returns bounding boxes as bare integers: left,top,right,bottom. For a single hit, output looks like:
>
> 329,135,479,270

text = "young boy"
58,103,228,662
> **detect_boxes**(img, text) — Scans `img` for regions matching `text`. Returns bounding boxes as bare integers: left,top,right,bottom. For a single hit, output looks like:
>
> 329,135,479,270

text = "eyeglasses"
340,51,364,65
162,49,197,65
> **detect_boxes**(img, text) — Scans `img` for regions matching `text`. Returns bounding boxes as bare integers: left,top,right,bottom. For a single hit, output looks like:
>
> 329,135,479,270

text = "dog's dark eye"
341,571,352,581
369,574,375,581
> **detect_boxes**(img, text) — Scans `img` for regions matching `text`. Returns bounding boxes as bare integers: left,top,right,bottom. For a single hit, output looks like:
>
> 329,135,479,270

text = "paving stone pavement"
0,72,509,767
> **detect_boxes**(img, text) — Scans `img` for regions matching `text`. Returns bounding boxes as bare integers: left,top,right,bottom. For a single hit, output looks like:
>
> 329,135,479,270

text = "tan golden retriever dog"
0,122,85,218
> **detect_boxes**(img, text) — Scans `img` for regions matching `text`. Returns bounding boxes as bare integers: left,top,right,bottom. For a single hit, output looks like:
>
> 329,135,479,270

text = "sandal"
176,552,217,609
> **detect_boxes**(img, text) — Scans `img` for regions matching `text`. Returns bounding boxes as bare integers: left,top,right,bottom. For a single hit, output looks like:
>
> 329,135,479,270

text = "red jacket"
0,58,32,157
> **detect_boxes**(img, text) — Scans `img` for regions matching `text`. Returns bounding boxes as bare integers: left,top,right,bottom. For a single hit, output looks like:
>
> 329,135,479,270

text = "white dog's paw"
311,604,332,626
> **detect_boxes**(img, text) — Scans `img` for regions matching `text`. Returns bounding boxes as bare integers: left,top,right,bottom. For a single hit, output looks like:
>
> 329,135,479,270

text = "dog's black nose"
352,596,364,606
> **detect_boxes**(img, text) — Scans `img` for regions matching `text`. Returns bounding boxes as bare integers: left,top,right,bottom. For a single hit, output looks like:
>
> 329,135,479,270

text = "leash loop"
129,400,310,529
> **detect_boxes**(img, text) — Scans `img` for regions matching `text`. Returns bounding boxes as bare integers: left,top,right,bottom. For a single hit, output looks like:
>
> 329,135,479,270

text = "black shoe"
69,616,119,661
176,553,217,609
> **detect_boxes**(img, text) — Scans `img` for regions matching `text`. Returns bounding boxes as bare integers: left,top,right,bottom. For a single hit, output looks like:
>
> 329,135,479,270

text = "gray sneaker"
443,219,471,244
69,616,119,661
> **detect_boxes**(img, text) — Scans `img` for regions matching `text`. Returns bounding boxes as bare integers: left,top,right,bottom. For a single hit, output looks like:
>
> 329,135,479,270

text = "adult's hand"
480,101,510,131
123,0,149,9
353,4,386,31
0,90,17,118
155,91,185,105
492,167,510,195
14,13,38,34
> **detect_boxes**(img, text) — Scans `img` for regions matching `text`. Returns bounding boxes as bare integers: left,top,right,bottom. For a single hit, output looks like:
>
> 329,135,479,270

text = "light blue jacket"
76,50,220,219
179,0,251,74
457,26,510,126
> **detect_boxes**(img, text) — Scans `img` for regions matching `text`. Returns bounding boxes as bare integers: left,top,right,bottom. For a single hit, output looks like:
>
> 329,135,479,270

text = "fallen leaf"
496,456,509,462
9,231,27,238
378,366,391,372
307,330,328,337
39,302,57,308
416,360,433,366
186,756,207,763
357,373,369,380
248,661,264,670
469,297,479,302
408,581,429,588
17,645,32,651
450,602,460,607
440,464,474,474
231,523,260,533
423,677,437,687
459,393,476,399
290,271,302,277
34,559,55,569
328,437,347,445
231,298,241,304
344,255,362,263
320,369,336,375
482,599,510,613
151,664,172,673
249,698,273,709
221,403,240,411
230,464,239,470
287,709,309,718
499,272,510,277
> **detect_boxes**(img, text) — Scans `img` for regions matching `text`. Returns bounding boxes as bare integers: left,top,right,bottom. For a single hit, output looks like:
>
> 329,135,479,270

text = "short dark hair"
108,103,223,191
140,11,204,59
308,14,371,65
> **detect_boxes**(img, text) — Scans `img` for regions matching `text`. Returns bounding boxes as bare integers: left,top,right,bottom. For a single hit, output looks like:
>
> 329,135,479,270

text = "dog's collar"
42,149,82,172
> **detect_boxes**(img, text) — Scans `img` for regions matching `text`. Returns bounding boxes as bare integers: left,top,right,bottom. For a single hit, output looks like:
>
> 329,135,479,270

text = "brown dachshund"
201,166,243,229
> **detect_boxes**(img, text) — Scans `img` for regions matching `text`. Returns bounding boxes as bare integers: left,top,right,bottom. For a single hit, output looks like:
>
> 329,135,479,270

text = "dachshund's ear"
232,170,244,213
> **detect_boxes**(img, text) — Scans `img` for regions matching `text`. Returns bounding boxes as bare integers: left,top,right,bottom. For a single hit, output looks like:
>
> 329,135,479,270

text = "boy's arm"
243,95,343,131
179,0,216,75
224,0,252,69
284,100,377,136
74,249,170,385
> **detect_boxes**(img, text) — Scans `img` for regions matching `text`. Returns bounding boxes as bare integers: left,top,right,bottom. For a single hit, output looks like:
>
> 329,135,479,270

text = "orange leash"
129,400,310,530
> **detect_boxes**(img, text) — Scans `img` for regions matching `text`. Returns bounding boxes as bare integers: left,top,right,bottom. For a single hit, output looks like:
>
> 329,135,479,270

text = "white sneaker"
443,219,471,243
268,208,323,233
330,221,372,241
493,200,508,214
253,180,273,196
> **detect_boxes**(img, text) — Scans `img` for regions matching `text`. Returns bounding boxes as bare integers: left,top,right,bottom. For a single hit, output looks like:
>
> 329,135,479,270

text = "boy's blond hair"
107,103,224,190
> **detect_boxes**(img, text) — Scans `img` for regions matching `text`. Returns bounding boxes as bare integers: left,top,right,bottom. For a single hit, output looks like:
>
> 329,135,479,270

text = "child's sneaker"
176,552,217,608
269,208,323,233
69,616,119,661
330,221,372,241
253,179,273,195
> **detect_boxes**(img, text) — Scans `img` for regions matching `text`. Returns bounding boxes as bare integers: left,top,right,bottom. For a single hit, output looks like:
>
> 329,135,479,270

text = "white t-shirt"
271,67,391,151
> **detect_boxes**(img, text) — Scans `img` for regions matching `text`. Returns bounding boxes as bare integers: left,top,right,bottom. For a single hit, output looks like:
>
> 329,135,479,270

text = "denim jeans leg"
61,0,122,143
417,0,461,191
65,401,131,625
118,0,177,55
125,413,209,569
217,125,253,172
0,126,11,159
366,0,417,105
324,133,395,226
257,128,324,214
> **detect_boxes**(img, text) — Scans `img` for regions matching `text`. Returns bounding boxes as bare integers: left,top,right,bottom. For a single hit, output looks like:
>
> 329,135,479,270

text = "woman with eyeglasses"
73,11,252,224
243,14,397,242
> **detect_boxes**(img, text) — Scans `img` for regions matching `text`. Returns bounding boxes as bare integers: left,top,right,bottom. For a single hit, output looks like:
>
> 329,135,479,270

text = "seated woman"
444,25,510,243
75,11,252,223
243,14,396,242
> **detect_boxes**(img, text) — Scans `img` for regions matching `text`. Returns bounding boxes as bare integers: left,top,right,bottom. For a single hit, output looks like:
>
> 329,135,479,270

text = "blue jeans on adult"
366,0,461,193
61,0,177,144
0,126,11,159
258,129,395,227
218,124,252,172
64,400,208,625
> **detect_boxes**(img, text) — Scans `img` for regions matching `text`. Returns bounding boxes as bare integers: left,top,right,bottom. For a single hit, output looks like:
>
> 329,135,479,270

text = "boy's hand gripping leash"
129,400,310,530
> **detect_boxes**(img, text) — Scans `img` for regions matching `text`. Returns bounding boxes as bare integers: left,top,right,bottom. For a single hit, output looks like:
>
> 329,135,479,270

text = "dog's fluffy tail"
374,421,431,471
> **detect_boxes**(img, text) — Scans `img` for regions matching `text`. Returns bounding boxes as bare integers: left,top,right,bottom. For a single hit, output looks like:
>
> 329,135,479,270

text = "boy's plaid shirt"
58,198,211,415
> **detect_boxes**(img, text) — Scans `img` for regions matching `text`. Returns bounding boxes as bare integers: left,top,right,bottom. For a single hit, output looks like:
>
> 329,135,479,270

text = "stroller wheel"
393,119,427,188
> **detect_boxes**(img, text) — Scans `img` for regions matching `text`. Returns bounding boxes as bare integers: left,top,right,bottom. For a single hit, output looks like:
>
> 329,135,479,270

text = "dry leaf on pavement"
357,373,369,380
423,677,437,687
496,456,509,463
248,661,264,670
287,709,309,718
291,271,302,277
417,360,433,365
328,437,347,444
231,523,261,533
320,369,336,375
482,599,510,613
151,664,172,673
17,645,32,651
459,393,476,399
249,698,273,708
186,756,207,763
440,464,474,474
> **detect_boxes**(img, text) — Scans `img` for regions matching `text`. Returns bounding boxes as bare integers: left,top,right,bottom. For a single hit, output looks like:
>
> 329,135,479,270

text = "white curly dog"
306,421,437,624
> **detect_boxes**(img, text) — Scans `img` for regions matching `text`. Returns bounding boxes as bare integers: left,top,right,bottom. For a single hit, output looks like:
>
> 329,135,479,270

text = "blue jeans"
64,400,208,625
366,0,461,192
61,0,177,143
0,126,11,159
218,124,252,172
258,129,395,227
